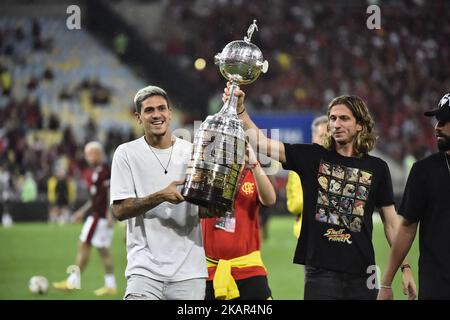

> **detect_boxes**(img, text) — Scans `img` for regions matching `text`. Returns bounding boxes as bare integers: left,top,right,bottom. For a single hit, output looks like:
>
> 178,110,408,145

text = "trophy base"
181,187,232,213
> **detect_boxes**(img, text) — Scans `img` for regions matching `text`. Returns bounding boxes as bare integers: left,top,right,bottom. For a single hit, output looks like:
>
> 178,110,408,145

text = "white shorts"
79,216,114,248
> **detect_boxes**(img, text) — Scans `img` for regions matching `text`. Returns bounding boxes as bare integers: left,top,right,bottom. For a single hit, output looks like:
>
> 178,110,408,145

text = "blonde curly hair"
323,95,378,157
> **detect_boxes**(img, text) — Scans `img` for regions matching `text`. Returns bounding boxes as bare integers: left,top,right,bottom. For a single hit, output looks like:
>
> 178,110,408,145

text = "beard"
437,134,450,151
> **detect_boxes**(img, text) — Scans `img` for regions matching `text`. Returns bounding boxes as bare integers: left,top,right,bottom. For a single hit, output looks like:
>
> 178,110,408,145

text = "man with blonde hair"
54,141,117,296
110,85,221,300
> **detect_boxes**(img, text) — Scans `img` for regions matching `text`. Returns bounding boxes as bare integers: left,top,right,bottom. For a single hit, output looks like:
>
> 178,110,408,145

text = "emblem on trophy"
181,20,269,213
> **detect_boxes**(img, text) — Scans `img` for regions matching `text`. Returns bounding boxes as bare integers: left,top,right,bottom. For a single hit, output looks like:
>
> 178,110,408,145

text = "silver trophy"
182,20,269,213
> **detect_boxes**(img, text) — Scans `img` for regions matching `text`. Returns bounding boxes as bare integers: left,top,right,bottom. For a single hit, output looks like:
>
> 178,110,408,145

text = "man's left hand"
401,268,417,300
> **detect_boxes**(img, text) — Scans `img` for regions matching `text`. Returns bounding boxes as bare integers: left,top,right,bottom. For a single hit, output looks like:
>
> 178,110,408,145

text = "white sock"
105,274,116,289
67,272,80,289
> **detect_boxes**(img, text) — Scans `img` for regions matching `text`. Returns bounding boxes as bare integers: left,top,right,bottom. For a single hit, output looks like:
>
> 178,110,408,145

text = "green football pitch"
0,216,418,300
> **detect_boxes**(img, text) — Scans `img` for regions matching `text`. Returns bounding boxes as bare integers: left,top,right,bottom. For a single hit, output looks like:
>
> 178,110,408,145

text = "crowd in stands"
162,0,449,163
1,1,449,215
0,17,141,208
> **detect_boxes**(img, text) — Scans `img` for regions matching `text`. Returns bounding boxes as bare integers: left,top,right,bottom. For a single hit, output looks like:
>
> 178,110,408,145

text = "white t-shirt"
110,136,207,281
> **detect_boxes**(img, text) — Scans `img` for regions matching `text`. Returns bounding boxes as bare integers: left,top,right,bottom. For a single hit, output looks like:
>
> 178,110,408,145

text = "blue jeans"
124,274,206,300
304,266,378,300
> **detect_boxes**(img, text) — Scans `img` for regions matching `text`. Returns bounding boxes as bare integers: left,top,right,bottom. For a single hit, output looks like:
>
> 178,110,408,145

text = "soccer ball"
28,276,49,295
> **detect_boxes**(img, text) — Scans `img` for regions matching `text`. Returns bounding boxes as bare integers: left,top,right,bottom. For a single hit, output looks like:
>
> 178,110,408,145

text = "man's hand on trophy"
245,143,259,168
160,180,185,204
199,204,227,218
223,81,246,114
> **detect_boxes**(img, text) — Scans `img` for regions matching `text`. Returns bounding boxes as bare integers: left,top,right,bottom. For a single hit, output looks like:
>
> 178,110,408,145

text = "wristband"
237,108,246,115
401,264,411,272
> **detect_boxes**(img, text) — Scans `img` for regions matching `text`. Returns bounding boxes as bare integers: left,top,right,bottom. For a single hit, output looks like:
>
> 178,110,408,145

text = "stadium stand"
0,14,147,219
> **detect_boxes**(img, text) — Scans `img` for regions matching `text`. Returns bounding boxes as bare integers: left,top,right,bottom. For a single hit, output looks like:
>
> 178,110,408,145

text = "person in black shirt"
47,169,75,225
379,93,450,300
223,83,416,300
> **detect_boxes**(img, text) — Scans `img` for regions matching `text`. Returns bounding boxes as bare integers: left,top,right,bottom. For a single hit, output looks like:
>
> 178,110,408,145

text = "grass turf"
0,216,418,300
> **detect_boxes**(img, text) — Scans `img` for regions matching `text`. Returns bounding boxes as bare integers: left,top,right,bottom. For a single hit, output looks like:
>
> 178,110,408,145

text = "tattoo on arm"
112,193,163,221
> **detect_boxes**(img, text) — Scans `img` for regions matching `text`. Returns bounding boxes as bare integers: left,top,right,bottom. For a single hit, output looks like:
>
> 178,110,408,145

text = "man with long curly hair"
223,84,417,300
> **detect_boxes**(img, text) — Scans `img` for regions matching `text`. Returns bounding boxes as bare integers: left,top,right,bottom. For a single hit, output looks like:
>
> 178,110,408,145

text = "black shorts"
56,196,69,207
205,275,272,300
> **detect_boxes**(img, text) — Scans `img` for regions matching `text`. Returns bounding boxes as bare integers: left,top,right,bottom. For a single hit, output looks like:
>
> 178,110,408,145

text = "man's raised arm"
223,83,286,164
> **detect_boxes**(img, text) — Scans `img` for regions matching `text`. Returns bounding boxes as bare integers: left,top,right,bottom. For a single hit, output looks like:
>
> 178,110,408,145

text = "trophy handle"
214,53,222,66
256,60,269,73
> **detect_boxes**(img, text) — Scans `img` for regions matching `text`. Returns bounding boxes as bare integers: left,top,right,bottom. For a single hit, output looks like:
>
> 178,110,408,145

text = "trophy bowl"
215,40,268,85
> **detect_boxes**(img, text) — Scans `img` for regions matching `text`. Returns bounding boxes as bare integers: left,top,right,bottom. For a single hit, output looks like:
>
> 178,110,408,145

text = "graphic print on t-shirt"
315,160,372,232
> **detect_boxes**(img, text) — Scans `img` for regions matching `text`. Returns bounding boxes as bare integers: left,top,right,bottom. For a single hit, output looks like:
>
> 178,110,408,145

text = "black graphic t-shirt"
399,152,450,299
283,143,394,276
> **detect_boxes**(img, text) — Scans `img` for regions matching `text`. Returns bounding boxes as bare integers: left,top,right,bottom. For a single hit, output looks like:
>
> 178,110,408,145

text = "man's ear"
356,122,363,132
134,112,142,124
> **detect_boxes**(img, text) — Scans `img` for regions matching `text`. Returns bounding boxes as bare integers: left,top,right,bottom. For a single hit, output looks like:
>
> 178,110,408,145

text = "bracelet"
379,284,392,290
237,108,246,115
400,264,411,272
